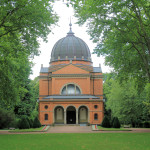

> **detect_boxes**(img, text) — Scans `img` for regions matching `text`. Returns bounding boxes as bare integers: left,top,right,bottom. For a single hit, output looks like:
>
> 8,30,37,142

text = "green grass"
0,133,150,150
97,126,131,131
9,127,43,132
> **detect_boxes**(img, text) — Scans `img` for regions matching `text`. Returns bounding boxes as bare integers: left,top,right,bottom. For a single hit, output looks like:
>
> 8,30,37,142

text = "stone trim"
39,75,49,79
39,99,103,102
49,74,90,78
91,75,103,79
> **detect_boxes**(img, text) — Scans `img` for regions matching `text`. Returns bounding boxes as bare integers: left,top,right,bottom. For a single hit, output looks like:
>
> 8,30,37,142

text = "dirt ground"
0,126,150,134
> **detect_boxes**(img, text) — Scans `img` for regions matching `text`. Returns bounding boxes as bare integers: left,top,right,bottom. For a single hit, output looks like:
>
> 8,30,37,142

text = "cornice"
39,99,103,102
49,74,90,78
39,74,103,79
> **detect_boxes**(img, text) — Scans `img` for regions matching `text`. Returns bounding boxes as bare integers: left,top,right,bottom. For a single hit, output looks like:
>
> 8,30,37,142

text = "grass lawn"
97,126,131,131
0,133,150,150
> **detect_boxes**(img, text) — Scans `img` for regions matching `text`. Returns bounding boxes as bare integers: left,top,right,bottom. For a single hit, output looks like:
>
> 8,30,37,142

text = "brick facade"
38,29,104,125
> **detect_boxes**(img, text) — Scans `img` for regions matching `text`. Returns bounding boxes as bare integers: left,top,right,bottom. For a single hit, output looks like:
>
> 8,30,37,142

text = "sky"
30,1,112,80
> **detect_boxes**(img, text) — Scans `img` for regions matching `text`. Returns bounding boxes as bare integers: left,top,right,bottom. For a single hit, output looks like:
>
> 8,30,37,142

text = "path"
1,126,150,134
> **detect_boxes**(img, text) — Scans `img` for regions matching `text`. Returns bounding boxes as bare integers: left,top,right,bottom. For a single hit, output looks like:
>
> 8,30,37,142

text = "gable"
53,64,89,74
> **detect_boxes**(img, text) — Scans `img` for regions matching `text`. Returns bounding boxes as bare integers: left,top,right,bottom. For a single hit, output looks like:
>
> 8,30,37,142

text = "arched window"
45,114,48,120
61,84,81,95
94,113,98,120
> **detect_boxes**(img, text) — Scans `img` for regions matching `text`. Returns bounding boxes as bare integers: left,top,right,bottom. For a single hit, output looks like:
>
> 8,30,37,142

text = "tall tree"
0,0,58,106
70,0,150,83
104,76,150,125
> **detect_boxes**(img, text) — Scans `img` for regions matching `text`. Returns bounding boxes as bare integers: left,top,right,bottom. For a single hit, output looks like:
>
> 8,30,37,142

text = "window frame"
61,84,81,95
45,114,48,120
94,113,98,120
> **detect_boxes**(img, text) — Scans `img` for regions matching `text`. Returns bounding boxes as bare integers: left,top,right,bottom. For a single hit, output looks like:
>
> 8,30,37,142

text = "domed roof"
50,24,91,62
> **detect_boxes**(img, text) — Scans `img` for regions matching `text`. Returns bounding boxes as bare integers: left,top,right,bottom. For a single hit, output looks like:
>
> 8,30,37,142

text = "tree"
70,0,150,83
101,116,111,128
19,116,30,129
143,83,150,114
0,0,58,106
33,117,41,128
112,117,121,128
0,108,15,129
105,77,150,126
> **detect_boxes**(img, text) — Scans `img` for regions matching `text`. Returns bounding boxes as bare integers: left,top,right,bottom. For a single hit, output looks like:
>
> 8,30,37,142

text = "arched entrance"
54,106,64,124
66,106,76,124
78,106,88,124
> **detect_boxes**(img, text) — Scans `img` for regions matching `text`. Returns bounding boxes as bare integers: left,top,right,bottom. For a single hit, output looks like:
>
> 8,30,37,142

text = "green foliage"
0,108,15,129
112,117,121,128
0,0,58,107
14,78,39,118
110,117,115,127
30,102,39,120
104,74,150,126
33,117,41,128
19,116,30,129
143,83,150,114
70,0,150,83
143,121,150,128
27,118,33,128
101,116,111,128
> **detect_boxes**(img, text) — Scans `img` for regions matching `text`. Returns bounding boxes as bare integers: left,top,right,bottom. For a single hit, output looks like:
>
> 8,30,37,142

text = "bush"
29,119,33,128
0,108,15,129
19,116,30,129
101,116,111,128
26,118,33,128
33,117,41,128
110,117,115,127
112,117,121,128
143,121,150,128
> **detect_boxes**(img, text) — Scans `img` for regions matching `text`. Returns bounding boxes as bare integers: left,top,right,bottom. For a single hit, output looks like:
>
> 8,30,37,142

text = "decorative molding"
39,75,49,79
91,75,103,79
49,74,90,78
39,74,103,79
39,99,103,102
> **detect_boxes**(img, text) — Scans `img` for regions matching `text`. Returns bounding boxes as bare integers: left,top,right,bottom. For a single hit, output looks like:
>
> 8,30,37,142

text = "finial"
67,17,74,36
69,17,72,32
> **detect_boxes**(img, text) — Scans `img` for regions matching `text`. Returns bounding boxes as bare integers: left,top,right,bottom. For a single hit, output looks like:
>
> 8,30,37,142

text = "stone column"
76,110,78,124
64,111,66,124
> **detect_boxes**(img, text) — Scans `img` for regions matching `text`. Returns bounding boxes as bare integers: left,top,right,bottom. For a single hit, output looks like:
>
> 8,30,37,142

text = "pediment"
52,64,89,74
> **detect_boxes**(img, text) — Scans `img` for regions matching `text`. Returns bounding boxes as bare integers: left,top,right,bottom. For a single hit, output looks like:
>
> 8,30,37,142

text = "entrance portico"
54,105,89,125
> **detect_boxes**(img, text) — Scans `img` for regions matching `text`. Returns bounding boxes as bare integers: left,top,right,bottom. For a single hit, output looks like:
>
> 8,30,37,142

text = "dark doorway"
66,106,76,124
67,111,76,124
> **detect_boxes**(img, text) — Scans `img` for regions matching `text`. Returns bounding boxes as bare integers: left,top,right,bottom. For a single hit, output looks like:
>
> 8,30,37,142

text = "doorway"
66,106,76,124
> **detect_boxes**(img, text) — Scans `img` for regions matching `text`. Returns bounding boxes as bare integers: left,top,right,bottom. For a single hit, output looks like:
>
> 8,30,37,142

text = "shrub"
29,119,33,128
0,108,15,129
143,121,150,128
138,122,143,128
113,117,121,128
33,117,41,128
110,117,115,127
19,116,30,129
101,116,111,128
26,118,33,128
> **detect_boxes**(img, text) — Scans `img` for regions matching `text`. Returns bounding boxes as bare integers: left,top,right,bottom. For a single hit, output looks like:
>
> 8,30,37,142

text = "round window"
94,105,98,109
45,105,48,109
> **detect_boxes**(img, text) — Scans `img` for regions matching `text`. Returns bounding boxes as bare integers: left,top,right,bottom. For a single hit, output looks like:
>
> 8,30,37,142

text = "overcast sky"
30,1,112,80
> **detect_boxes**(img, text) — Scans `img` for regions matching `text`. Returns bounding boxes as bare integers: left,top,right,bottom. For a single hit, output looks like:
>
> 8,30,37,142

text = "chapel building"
39,24,104,125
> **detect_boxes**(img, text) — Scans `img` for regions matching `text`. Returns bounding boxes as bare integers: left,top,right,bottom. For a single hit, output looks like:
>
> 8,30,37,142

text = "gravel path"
0,126,150,134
